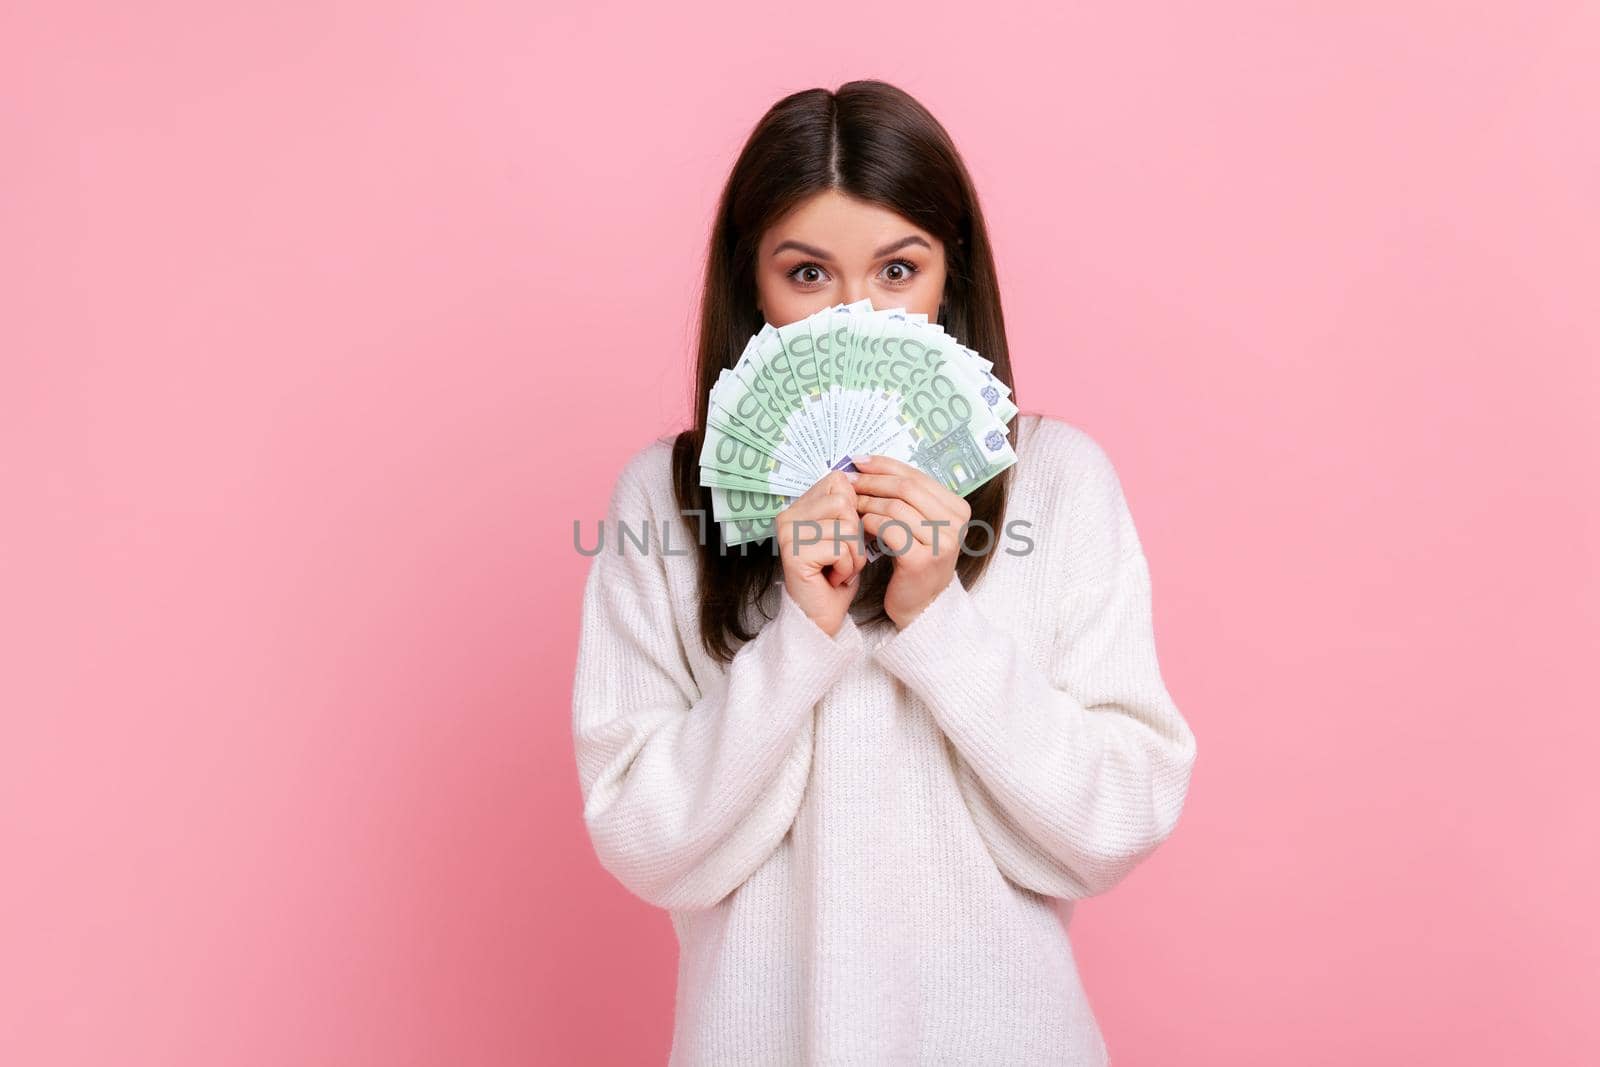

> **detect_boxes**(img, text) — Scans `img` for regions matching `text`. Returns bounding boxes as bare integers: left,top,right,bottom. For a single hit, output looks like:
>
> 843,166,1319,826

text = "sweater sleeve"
871,439,1197,901
571,455,866,911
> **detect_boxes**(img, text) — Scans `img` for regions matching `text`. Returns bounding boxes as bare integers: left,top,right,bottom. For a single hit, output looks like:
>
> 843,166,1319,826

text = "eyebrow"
770,234,932,260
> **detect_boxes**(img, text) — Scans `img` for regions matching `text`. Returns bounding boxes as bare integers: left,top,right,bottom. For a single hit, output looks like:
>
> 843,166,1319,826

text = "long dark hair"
673,79,1030,663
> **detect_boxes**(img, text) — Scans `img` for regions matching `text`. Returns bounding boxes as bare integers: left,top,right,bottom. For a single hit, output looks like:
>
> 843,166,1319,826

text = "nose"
842,280,868,304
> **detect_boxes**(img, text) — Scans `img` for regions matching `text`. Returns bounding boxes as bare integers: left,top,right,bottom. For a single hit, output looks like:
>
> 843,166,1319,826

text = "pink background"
4,2,1596,1064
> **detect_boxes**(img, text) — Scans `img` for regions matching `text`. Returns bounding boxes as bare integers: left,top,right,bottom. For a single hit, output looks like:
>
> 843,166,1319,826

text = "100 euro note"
698,301,1017,550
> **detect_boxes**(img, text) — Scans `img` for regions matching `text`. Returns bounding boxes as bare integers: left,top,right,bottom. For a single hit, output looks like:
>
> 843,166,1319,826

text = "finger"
856,493,942,547
861,510,928,557
860,505,931,552
826,522,860,585
830,511,867,579
823,488,868,570
795,503,864,571
778,486,851,548
851,475,956,528
829,544,861,586
812,469,858,503
792,473,857,521
848,467,964,526
849,454,947,496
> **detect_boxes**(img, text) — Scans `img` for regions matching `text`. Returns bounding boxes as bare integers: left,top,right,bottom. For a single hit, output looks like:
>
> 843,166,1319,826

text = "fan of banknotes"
698,298,1018,554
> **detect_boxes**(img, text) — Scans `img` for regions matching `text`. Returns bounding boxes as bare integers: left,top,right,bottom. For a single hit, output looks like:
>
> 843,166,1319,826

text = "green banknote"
699,302,1018,549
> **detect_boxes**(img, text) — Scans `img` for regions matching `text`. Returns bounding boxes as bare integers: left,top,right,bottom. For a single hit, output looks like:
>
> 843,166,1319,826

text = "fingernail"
843,471,859,483
850,454,873,464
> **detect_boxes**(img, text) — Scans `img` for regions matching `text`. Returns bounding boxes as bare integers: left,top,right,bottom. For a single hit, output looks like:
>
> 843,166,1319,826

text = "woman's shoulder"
1013,411,1120,494
605,432,681,517
1013,411,1144,574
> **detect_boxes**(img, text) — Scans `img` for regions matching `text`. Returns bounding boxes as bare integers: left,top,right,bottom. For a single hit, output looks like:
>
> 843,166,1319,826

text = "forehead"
761,189,934,252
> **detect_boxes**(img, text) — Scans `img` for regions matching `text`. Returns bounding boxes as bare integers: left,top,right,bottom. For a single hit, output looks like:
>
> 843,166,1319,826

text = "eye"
880,258,920,285
785,261,831,288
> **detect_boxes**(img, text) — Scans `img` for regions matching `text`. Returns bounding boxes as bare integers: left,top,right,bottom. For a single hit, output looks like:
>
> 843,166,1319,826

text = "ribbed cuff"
681,580,864,826
870,574,987,698
768,580,867,687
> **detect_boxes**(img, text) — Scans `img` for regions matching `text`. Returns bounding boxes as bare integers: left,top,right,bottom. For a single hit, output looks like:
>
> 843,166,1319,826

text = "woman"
571,80,1197,1065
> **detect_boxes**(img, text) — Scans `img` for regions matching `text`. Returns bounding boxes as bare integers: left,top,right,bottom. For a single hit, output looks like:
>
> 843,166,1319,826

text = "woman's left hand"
849,454,972,629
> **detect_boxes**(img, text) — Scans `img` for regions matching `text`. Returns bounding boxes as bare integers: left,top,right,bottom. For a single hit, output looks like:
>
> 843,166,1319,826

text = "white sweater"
571,412,1198,1065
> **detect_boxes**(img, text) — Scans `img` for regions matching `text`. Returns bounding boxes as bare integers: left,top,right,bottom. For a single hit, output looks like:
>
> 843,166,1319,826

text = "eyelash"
785,259,921,287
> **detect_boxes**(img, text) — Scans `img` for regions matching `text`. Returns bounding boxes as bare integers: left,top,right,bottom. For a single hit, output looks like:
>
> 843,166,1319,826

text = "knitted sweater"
570,412,1198,1065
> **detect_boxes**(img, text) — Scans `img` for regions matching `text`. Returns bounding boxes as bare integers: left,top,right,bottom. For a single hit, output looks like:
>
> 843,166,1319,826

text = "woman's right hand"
773,470,866,637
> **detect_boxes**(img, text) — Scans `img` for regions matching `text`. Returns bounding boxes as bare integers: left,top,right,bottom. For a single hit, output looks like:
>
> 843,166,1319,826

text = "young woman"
571,80,1197,1066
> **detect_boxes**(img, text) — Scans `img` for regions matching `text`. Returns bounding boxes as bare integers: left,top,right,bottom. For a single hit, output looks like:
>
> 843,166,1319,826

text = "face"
754,188,947,327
